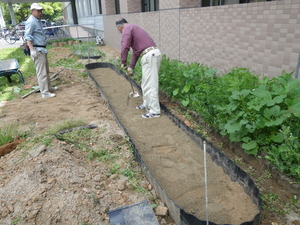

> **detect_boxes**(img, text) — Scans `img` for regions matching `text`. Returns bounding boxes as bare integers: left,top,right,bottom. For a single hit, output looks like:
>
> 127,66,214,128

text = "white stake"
203,141,209,225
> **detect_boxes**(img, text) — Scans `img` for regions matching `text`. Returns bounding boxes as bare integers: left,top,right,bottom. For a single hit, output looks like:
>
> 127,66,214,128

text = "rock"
29,145,47,158
117,178,127,191
110,174,118,179
155,206,168,216
47,177,56,184
93,174,101,182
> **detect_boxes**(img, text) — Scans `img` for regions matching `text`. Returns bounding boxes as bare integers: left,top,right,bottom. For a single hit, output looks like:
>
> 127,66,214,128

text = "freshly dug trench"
87,66,260,225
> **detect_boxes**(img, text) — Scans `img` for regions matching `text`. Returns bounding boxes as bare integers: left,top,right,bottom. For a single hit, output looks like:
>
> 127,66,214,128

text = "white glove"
121,64,127,69
30,49,38,58
127,67,133,76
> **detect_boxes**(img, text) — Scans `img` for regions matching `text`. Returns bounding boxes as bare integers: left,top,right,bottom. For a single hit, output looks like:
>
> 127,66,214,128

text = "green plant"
11,216,22,225
47,119,86,134
72,41,104,58
0,48,35,101
0,122,24,146
266,126,300,180
87,148,117,161
261,193,285,214
52,57,84,69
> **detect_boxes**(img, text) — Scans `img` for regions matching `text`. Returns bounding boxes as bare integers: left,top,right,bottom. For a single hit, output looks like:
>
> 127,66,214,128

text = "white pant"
141,48,162,114
32,51,51,94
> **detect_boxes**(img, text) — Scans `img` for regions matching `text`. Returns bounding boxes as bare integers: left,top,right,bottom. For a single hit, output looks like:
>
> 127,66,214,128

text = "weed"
87,149,117,161
110,164,120,174
11,216,22,225
261,193,284,214
72,41,104,58
0,122,24,146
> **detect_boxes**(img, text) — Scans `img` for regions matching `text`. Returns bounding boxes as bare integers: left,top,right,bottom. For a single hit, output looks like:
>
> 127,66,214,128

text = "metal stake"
203,141,209,225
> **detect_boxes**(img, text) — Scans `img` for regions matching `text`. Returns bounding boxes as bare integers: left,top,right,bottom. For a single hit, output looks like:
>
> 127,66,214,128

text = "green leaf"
224,121,242,133
270,133,284,143
181,99,190,106
242,141,258,155
289,102,300,117
182,84,190,93
173,88,179,96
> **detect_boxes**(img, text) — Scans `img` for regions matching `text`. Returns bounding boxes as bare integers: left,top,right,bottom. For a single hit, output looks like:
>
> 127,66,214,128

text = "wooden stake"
21,69,63,99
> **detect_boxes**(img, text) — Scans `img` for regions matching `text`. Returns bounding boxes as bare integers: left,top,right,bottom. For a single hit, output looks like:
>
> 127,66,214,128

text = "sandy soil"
88,67,259,225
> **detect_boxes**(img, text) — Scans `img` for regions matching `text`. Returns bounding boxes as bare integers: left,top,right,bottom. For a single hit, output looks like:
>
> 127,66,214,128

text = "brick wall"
102,0,115,15
103,0,300,77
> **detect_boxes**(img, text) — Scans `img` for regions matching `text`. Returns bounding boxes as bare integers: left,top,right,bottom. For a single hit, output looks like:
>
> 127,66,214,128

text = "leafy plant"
133,55,300,181
266,126,300,179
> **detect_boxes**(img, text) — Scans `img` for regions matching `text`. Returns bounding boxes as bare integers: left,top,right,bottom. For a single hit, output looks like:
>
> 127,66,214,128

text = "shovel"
125,69,139,98
128,78,140,98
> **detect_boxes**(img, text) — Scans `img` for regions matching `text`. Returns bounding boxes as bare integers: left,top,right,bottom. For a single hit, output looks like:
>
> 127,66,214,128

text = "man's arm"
120,29,132,66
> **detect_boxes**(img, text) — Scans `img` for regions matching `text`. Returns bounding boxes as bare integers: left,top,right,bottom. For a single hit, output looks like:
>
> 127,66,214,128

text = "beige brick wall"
102,0,115,15
127,0,141,13
103,0,300,78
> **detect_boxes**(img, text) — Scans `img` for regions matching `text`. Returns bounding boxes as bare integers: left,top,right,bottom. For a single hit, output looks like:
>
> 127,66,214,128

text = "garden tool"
125,69,139,99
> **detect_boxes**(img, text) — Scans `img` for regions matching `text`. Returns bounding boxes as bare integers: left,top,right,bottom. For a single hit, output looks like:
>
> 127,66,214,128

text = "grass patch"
0,122,25,146
72,41,105,58
0,48,36,101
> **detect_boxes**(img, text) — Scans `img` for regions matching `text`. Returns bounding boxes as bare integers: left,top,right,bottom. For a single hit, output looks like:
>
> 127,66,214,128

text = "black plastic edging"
85,62,262,225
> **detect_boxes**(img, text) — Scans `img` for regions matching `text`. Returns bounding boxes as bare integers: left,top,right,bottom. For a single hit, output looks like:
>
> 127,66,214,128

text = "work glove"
127,67,133,76
30,49,38,58
121,64,127,69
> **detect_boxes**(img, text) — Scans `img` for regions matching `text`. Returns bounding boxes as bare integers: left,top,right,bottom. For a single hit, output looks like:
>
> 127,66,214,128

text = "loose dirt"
0,47,173,225
0,45,299,225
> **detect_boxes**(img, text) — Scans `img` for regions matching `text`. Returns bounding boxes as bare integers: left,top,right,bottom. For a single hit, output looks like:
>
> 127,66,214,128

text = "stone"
155,206,168,216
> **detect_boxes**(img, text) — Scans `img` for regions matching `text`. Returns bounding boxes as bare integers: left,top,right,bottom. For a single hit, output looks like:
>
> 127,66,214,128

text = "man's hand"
30,49,38,58
121,64,127,69
127,67,133,76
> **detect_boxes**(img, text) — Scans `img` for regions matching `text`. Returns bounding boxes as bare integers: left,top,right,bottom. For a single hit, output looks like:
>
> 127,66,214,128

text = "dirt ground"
0,45,299,225
0,46,174,225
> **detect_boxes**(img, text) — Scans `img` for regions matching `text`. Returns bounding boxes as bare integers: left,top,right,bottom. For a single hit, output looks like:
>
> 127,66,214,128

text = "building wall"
103,0,300,77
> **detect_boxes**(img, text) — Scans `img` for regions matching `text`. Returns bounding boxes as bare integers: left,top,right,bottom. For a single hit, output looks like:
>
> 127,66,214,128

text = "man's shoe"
49,86,58,93
42,92,56,98
142,112,160,118
136,105,146,110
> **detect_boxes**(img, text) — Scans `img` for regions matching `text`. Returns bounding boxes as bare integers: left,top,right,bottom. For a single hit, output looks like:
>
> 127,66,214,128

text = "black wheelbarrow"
0,58,25,84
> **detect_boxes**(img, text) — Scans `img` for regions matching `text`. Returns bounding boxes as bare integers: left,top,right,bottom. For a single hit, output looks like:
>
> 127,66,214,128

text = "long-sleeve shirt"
24,15,47,54
121,24,156,69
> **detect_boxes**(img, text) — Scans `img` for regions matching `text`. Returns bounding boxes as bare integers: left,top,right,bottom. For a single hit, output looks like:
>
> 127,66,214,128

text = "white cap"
30,3,43,10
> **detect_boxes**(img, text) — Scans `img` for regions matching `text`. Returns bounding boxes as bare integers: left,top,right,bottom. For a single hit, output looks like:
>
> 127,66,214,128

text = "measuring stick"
203,141,209,225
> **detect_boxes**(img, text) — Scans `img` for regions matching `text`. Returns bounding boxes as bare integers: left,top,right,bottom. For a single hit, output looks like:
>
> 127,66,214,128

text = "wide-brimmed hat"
30,3,43,10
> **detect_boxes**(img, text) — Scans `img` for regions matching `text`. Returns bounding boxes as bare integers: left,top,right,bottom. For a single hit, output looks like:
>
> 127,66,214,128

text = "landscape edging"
85,62,262,225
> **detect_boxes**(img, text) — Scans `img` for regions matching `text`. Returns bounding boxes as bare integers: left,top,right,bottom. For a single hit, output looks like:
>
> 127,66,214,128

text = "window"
142,0,159,12
91,0,102,15
202,0,274,7
115,0,120,14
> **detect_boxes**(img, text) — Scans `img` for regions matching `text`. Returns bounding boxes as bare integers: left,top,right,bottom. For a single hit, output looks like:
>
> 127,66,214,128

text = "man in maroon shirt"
116,18,162,119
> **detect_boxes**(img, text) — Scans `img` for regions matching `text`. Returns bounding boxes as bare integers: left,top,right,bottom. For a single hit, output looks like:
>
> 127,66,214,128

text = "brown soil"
0,45,299,225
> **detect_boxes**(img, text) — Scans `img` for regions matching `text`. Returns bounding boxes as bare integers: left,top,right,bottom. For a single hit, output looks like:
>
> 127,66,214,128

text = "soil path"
88,67,259,225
